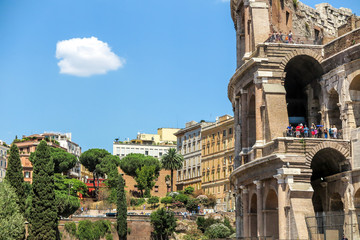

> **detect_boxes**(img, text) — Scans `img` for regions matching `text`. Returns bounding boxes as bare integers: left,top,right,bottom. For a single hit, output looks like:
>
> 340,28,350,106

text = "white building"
174,120,212,190
43,132,81,179
0,141,9,182
113,142,173,159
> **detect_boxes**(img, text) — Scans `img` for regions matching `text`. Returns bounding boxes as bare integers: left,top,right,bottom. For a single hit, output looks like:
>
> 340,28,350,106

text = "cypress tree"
117,174,127,240
28,140,58,240
5,144,25,213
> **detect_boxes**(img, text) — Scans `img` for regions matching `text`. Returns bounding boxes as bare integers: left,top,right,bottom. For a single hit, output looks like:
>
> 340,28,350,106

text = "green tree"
80,148,111,199
117,174,127,240
50,148,77,173
204,223,231,239
119,153,161,178
135,165,157,197
147,196,160,209
28,140,58,240
97,155,121,203
184,186,194,195
54,174,88,218
186,198,199,213
0,180,25,240
160,196,174,207
161,148,183,192
5,144,26,214
150,208,177,240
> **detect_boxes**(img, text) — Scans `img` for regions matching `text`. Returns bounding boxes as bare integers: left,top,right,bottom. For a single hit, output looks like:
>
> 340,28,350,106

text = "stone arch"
250,193,257,237
282,54,323,126
264,189,279,239
279,50,323,72
305,142,350,167
349,74,360,127
329,192,344,211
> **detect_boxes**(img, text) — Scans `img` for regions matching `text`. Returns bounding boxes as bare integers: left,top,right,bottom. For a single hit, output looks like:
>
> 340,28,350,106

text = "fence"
305,211,359,240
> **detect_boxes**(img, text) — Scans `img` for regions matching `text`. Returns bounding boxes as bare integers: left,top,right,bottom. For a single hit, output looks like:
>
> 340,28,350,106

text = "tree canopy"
50,148,77,173
119,153,161,178
0,180,25,240
79,148,111,199
150,208,177,240
161,148,183,192
5,144,25,214
135,165,157,197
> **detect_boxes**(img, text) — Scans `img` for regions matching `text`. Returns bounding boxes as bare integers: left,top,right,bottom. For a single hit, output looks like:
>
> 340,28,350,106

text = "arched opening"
328,89,342,130
284,55,323,126
264,189,279,238
248,95,256,148
310,148,347,238
350,75,360,127
250,194,257,237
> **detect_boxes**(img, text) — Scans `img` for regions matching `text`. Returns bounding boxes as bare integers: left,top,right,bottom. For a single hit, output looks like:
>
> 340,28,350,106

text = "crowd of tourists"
267,30,295,43
286,123,341,139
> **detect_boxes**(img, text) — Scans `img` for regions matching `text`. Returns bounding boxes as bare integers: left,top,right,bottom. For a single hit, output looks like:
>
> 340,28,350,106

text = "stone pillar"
254,180,264,238
235,190,243,238
236,11,243,68
234,96,242,169
241,185,249,237
255,84,264,146
274,174,286,240
241,89,248,150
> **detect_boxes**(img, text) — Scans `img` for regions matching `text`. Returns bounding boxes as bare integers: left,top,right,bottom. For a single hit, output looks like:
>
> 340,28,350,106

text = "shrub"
64,222,77,237
175,193,189,204
186,198,200,213
106,234,113,240
147,196,160,208
203,194,216,208
150,208,177,240
223,217,235,234
94,220,112,238
168,192,179,198
183,228,204,240
161,196,174,206
77,220,94,240
172,200,185,208
77,220,112,240
130,198,145,206
184,186,194,195
196,216,219,233
204,223,231,239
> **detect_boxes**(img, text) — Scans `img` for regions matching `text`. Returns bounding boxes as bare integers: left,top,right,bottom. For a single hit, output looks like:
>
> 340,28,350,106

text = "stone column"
254,180,264,238
241,185,249,237
274,174,286,240
255,84,264,146
234,96,242,169
241,89,248,150
235,189,243,238
236,11,243,68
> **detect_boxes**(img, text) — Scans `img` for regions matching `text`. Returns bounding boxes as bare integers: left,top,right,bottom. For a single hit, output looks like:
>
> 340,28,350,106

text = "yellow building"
201,115,235,211
157,128,179,144
80,164,93,183
132,128,180,145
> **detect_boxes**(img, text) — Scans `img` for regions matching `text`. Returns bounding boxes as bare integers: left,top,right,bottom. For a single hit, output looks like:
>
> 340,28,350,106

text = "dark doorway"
284,55,323,126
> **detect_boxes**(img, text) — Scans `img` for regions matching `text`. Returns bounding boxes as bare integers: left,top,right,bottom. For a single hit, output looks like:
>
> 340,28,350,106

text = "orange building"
201,115,235,211
14,134,65,183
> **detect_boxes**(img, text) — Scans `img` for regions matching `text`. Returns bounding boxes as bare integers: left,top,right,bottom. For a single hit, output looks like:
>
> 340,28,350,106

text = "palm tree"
161,148,184,192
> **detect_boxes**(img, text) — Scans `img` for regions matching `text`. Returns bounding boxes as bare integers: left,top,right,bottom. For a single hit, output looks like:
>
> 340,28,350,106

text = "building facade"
14,134,65,183
0,141,9,182
42,132,81,179
228,0,360,239
201,115,235,211
113,137,177,197
130,128,180,145
175,120,212,191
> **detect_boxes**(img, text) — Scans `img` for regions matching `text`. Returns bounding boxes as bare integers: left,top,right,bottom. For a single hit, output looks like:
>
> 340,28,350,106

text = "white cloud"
56,37,125,77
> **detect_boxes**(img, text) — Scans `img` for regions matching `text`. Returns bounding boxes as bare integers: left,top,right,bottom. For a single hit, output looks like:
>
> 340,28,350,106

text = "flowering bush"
204,223,231,239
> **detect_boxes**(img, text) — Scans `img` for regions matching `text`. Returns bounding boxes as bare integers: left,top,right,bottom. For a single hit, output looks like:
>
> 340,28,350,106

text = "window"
223,157,226,165
229,128,232,135
24,172,31,178
145,150,149,155
286,11,290,25
223,130,226,137
155,186,159,192
229,156,232,163
159,152,163,157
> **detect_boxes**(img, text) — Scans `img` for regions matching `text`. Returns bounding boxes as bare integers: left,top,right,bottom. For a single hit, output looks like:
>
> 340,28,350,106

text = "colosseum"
228,0,360,239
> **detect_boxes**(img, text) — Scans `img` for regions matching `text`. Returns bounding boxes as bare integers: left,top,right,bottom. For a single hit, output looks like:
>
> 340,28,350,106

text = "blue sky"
0,0,359,153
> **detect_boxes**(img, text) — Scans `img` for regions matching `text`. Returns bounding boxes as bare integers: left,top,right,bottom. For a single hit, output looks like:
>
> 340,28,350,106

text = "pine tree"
28,140,58,240
5,144,25,213
117,174,127,240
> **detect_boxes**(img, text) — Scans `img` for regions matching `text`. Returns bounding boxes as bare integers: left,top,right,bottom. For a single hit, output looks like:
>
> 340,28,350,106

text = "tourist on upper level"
304,125,309,137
